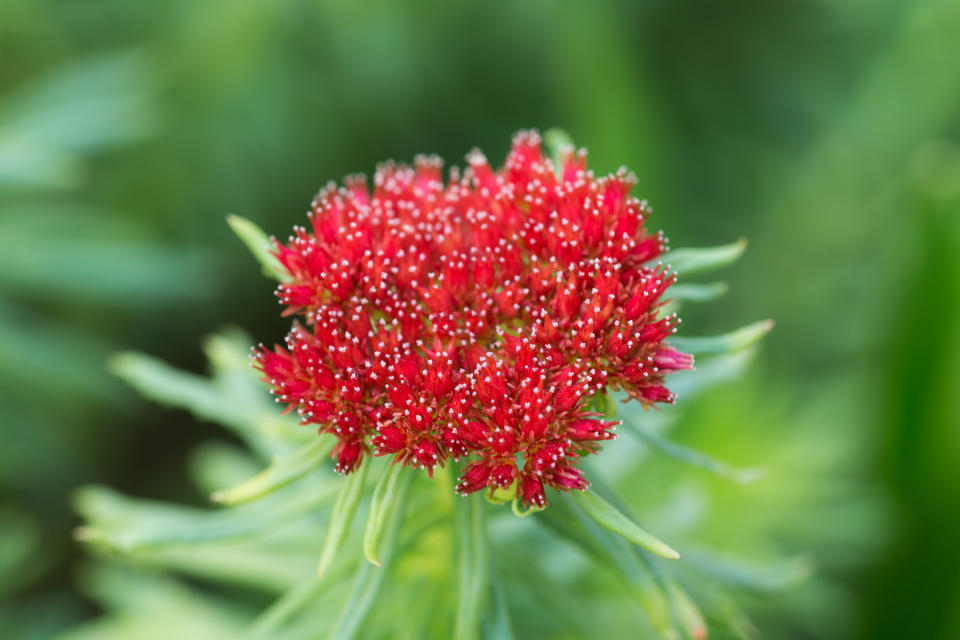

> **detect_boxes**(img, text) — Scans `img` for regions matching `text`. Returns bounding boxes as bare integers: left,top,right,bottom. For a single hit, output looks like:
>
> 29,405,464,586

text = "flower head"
255,131,692,506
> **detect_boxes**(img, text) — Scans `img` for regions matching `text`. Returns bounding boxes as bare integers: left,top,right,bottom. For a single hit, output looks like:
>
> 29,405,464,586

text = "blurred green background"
1,0,958,638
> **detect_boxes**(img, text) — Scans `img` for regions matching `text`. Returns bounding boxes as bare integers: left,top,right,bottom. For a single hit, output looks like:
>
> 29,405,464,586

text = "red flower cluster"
255,131,692,508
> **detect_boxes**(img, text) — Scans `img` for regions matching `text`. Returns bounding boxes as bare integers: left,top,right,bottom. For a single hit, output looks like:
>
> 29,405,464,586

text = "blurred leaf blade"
669,282,729,302
660,239,747,277
318,459,370,578
483,570,515,640
571,490,680,560
363,463,411,567
330,466,411,640
623,420,765,484
682,549,814,594
243,577,326,640
73,484,335,554
108,349,306,457
670,320,774,355
454,496,488,640
226,214,289,282
538,494,680,638
668,582,708,640
212,436,335,505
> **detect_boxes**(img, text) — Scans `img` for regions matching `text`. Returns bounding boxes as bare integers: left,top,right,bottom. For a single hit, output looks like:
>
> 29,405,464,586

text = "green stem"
453,494,489,640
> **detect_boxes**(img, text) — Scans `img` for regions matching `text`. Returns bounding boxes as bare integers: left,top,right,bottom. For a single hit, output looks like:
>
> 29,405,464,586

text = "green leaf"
318,459,370,577
66,564,248,640
454,496,488,640
187,441,262,497
484,570,516,640
623,422,765,484
659,238,747,276
109,351,226,420
543,128,575,177
0,226,220,302
122,538,323,593
108,349,306,457
363,463,411,566
243,577,328,640
538,494,679,638
0,51,158,189
571,490,680,560
669,319,774,355
682,549,814,594
330,466,411,640
211,436,336,505
226,214,289,282
637,580,679,640
326,563,380,640
668,282,729,302
668,582,708,640
73,484,335,553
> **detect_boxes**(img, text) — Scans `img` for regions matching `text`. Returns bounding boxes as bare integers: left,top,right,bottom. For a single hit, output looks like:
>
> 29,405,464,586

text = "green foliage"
362,463,412,568
669,320,774,356
453,492,488,640
212,438,336,506
572,491,680,560
660,239,747,277
61,226,789,639
318,461,370,578
226,215,289,283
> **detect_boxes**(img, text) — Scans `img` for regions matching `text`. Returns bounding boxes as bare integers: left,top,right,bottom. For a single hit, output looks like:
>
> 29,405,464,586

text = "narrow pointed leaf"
123,540,325,593
538,494,680,638
543,127,574,177
669,319,774,355
226,214,289,282
454,496,488,640
637,580,679,640
572,490,680,559
243,577,327,640
212,437,335,505
624,422,765,484
318,459,370,577
669,281,729,302
363,463,410,566
484,571,516,640
73,484,335,553
326,563,379,640
668,582,708,640
660,238,747,276
188,442,261,496
108,350,305,457
682,549,814,593
110,351,244,427
330,468,411,640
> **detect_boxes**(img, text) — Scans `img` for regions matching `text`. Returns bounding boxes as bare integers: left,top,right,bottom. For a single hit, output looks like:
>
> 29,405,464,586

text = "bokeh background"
1,0,958,638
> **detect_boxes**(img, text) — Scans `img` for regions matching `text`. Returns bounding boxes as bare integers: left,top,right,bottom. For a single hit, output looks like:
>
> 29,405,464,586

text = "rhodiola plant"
69,131,791,640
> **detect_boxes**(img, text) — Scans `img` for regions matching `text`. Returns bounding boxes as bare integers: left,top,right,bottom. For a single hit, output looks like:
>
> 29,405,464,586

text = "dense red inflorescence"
254,131,693,508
